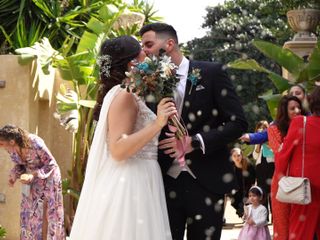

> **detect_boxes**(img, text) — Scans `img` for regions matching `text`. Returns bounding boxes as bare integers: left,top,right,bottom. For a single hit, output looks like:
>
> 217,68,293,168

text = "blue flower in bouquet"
187,68,201,94
123,53,179,102
137,62,150,72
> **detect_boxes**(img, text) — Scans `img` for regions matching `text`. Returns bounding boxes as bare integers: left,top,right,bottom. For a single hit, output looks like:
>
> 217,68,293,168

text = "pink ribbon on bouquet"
168,125,188,167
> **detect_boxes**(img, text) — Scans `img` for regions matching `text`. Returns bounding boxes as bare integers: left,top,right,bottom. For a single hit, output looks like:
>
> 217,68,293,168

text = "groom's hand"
159,133,193,158
159,132,180,158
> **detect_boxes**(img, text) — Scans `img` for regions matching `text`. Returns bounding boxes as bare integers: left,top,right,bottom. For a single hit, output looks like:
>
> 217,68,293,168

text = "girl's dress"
238,204,271,240
70,85,172,240
9,134,65,239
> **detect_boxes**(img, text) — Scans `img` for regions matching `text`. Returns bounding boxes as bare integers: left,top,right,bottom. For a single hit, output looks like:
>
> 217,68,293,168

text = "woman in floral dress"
0,125,65,239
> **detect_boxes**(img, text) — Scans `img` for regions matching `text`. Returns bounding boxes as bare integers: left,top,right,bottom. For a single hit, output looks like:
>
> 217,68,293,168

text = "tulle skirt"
70,158,172,240
238,224,271,240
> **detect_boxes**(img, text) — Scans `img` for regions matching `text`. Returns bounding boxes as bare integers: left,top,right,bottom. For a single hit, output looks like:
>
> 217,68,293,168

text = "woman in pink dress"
238,186,271,240
0,125,65,239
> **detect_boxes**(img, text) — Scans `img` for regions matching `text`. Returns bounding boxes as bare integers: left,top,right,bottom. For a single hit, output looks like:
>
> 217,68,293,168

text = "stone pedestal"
282,9,320,81
282,40,318,80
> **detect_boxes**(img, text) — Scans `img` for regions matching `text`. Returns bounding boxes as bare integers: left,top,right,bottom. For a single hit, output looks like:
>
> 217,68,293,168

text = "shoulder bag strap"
286,116,306,177
302,116,306,177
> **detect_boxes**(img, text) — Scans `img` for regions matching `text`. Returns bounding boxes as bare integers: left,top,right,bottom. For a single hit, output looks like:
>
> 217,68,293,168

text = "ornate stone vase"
287,8,320,40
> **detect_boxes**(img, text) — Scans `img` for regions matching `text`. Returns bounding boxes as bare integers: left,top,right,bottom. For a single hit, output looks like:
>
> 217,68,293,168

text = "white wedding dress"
69,85,172,240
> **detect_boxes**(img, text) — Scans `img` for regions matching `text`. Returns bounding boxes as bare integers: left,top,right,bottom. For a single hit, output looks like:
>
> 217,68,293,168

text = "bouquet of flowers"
122,51,187,139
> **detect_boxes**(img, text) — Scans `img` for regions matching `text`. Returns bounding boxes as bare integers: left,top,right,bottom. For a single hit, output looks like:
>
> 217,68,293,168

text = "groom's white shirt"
167,57,197,179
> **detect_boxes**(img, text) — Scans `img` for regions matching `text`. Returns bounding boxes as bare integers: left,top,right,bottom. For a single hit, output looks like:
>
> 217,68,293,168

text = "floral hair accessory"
97,55,112,78
187,68,201,95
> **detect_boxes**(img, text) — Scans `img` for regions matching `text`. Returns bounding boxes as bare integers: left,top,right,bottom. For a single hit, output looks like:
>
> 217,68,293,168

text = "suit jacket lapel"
145,101,157,114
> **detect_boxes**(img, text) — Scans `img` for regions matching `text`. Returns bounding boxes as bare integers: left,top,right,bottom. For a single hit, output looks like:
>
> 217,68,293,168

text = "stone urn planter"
287,8,320,40
113,11,145,30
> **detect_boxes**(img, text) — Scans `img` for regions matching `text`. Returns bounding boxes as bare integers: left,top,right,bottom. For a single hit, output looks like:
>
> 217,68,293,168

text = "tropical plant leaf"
56,92,78,105
32,0,57,18
54,58,73,80
99,4,121,21
61,178,71,194
59,36,75,56
267,72,291,93
76,31,98,53
0,224,6,238
87,17,105,35
65,51,95,84
228,59,291,92
15,37,59,74
65,188,80,200
228,59,269,73
305,40,320,83
56,102,78,112
241,144,254,158
79,100,96,108
259,90,282,119
253,40,305,77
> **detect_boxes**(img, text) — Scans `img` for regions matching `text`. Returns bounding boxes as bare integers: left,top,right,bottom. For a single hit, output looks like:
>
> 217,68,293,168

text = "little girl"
238,186,271,240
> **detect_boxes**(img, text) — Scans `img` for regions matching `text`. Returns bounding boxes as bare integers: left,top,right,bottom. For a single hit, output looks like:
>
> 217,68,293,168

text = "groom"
140,23,248,240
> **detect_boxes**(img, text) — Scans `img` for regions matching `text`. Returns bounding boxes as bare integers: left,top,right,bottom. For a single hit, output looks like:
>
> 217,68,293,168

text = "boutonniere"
187,68,201,95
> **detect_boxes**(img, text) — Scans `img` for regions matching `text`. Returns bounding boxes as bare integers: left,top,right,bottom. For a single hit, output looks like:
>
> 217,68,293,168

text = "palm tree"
0,0,114,53
14,0,165,233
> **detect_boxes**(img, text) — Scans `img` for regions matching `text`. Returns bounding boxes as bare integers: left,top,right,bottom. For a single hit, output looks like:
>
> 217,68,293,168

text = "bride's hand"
156,98,177,128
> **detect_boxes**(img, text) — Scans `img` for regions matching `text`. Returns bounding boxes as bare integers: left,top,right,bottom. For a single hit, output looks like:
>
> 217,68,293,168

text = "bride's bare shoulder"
109,89,138,114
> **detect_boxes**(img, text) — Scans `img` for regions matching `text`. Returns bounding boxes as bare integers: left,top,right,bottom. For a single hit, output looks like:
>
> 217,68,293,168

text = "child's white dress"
238,204,271,240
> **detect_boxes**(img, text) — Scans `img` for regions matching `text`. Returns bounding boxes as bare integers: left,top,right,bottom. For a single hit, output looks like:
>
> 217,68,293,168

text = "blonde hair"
230,147,248,171
254,120,269,132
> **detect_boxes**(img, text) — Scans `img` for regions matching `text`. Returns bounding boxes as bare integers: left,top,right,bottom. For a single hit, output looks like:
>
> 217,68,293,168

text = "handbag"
276,116,311,205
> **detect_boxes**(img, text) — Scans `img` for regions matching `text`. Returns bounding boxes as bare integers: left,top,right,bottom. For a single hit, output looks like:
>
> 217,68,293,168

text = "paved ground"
66,198,272,240
220,199,273,240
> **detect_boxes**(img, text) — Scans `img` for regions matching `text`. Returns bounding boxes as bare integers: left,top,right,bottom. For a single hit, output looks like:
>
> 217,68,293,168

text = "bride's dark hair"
93,36,141,121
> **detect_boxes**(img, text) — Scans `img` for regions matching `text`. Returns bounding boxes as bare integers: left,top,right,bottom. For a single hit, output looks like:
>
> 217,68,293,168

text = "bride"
69,36,174,240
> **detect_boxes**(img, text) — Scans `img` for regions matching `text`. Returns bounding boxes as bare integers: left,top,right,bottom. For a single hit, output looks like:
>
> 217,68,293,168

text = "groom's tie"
175,72,186,117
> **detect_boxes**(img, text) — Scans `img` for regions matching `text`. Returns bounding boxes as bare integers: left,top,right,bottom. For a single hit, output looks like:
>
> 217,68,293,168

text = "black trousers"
164,172,225,240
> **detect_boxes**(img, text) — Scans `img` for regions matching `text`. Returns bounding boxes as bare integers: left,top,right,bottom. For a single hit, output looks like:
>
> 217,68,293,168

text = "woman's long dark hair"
308,86,320,116
93,36,141,121
0,125,30,148
274,95,304,137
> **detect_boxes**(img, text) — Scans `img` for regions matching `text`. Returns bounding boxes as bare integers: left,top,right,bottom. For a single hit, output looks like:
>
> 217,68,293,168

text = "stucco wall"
0,55,72,239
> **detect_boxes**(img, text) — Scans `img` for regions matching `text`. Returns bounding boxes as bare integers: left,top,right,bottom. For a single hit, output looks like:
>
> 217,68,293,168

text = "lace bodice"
103,86,159,162
132,97,159,161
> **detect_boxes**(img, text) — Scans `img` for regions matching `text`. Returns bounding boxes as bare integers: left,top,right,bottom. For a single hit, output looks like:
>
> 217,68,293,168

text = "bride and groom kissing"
69,22,248,240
